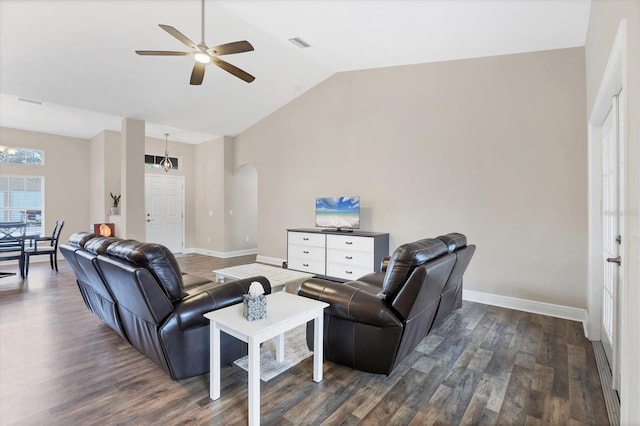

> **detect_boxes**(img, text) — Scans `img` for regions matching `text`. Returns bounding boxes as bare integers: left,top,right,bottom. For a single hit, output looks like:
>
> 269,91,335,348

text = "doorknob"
606,256,621,265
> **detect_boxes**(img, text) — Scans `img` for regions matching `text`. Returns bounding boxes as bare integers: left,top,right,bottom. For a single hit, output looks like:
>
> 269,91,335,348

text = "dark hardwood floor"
0,255,609,425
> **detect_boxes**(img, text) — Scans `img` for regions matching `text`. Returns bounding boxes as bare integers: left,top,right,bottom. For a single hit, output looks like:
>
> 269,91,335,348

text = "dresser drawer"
288,232,325,247
326,263,372,281
288,259,325,275
288,244,325,263
326,234,374,252
326,248,372,268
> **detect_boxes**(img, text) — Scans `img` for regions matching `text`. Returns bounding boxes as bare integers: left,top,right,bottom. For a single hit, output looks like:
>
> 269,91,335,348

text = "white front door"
145,174,184,253
601,94,622,390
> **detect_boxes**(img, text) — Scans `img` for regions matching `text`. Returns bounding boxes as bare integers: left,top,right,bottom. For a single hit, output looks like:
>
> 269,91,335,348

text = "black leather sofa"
61,232,272,380
298,233,475,375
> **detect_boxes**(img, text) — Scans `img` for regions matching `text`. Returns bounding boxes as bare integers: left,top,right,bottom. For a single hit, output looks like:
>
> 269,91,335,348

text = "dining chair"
0,221,27,278
24,220,64,276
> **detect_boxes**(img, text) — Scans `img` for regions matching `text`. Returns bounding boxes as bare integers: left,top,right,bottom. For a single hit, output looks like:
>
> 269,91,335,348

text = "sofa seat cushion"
106,240,186,302
182,272,213,290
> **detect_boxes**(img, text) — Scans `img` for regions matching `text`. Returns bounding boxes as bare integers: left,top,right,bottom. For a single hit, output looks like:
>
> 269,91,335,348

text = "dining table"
0,221,41,278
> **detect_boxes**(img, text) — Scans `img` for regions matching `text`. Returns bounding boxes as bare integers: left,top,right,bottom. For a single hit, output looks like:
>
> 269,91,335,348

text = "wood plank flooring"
0,255,609,425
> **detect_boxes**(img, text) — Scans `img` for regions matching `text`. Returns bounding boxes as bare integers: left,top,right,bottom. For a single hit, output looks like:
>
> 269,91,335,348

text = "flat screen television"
315,196,360,232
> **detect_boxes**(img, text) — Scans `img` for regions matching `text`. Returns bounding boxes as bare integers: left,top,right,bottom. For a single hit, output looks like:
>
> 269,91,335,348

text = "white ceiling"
0,0,591,144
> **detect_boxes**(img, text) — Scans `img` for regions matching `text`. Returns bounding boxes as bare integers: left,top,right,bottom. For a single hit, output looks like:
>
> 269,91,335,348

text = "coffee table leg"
248,337,261,425
313,313,324,382
210,321,221,400
274,334,285,362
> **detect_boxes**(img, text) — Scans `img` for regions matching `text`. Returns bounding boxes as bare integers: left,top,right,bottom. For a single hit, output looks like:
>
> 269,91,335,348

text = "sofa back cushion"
83,236,121,255
68,232,99,248
106,240,185,302
382,238,448,299
436,233,467,252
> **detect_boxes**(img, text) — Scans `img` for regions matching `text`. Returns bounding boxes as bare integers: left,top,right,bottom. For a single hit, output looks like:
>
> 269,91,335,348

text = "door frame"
587,20,627,386
144,173,185,253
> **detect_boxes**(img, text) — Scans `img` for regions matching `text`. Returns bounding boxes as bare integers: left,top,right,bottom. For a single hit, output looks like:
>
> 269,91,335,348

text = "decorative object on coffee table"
243,281,267,321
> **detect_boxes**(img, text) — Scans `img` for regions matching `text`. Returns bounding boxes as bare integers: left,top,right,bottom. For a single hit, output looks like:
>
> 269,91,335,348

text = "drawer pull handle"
346,271,353,274
303,237,309,241
303,263,309,267
303,250,309,254
345,256,353,260
345,241,353,245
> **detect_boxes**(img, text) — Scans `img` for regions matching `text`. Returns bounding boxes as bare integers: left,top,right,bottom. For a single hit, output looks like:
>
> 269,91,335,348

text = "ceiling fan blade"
190,62,206,85
209,40,254,56
135,50,191,56
212,57,255,83
159,24,198,49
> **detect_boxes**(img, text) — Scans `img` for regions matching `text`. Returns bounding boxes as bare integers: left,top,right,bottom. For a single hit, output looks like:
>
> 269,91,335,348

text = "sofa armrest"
170,275,271,330
298,278,401,328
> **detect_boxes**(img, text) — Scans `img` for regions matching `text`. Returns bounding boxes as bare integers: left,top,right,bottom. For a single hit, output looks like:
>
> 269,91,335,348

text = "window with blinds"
0,176,44,235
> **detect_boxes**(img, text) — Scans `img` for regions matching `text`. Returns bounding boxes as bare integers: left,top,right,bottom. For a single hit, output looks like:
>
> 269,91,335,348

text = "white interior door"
601,95,622,390
145,174,184,253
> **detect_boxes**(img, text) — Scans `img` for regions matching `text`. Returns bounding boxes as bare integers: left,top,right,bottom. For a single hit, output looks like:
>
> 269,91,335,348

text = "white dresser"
287,229,389,281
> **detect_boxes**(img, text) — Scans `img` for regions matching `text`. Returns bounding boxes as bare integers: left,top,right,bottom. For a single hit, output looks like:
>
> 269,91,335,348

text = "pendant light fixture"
162,133,173,173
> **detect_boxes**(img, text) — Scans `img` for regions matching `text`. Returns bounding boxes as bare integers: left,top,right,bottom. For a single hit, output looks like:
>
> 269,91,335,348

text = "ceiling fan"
135,0,255,85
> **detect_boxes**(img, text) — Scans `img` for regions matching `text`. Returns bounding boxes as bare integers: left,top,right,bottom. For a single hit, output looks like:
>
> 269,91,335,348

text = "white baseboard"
463,289,589,336
185,247,257,259
256,255,285,266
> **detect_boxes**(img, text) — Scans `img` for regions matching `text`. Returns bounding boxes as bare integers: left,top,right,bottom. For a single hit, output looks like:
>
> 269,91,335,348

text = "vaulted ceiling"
0,0,591,143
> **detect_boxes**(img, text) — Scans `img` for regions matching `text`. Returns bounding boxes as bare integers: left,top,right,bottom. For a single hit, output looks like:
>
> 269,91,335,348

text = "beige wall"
191,135,258,254
0,127,90,242
585,1,640,423
2,127,205,248
194,137,226,251
89,130,121,225
236,47,587,308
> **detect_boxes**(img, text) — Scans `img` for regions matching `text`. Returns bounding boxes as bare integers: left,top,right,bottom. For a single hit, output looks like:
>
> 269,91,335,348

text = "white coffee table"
204,292,329,426
213,263,314,293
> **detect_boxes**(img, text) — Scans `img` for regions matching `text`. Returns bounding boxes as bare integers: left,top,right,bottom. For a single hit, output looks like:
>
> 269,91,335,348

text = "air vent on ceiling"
288,37,311,49
17,97,43,105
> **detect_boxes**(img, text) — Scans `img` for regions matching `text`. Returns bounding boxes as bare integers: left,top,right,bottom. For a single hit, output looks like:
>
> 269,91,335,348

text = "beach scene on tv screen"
316,196,360,228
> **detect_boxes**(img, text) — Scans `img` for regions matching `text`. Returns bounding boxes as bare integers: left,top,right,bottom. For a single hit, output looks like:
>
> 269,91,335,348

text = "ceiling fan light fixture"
194,52,211,64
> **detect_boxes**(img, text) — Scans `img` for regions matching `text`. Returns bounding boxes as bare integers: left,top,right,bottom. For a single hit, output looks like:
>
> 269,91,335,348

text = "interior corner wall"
585,1,640,423
223,136,235,251
194,137,226,251
0,126,90,242
88,131,106,224
89,130,121,225
235,47,588,309
230,164,258,251
120,118,145,240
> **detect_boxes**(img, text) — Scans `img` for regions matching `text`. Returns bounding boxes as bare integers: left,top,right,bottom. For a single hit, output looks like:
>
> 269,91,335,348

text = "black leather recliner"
60,232,115,327
63,233,272,380
432,233,476,327
95,239,272,380
299,237,464,375
75,235,128,340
